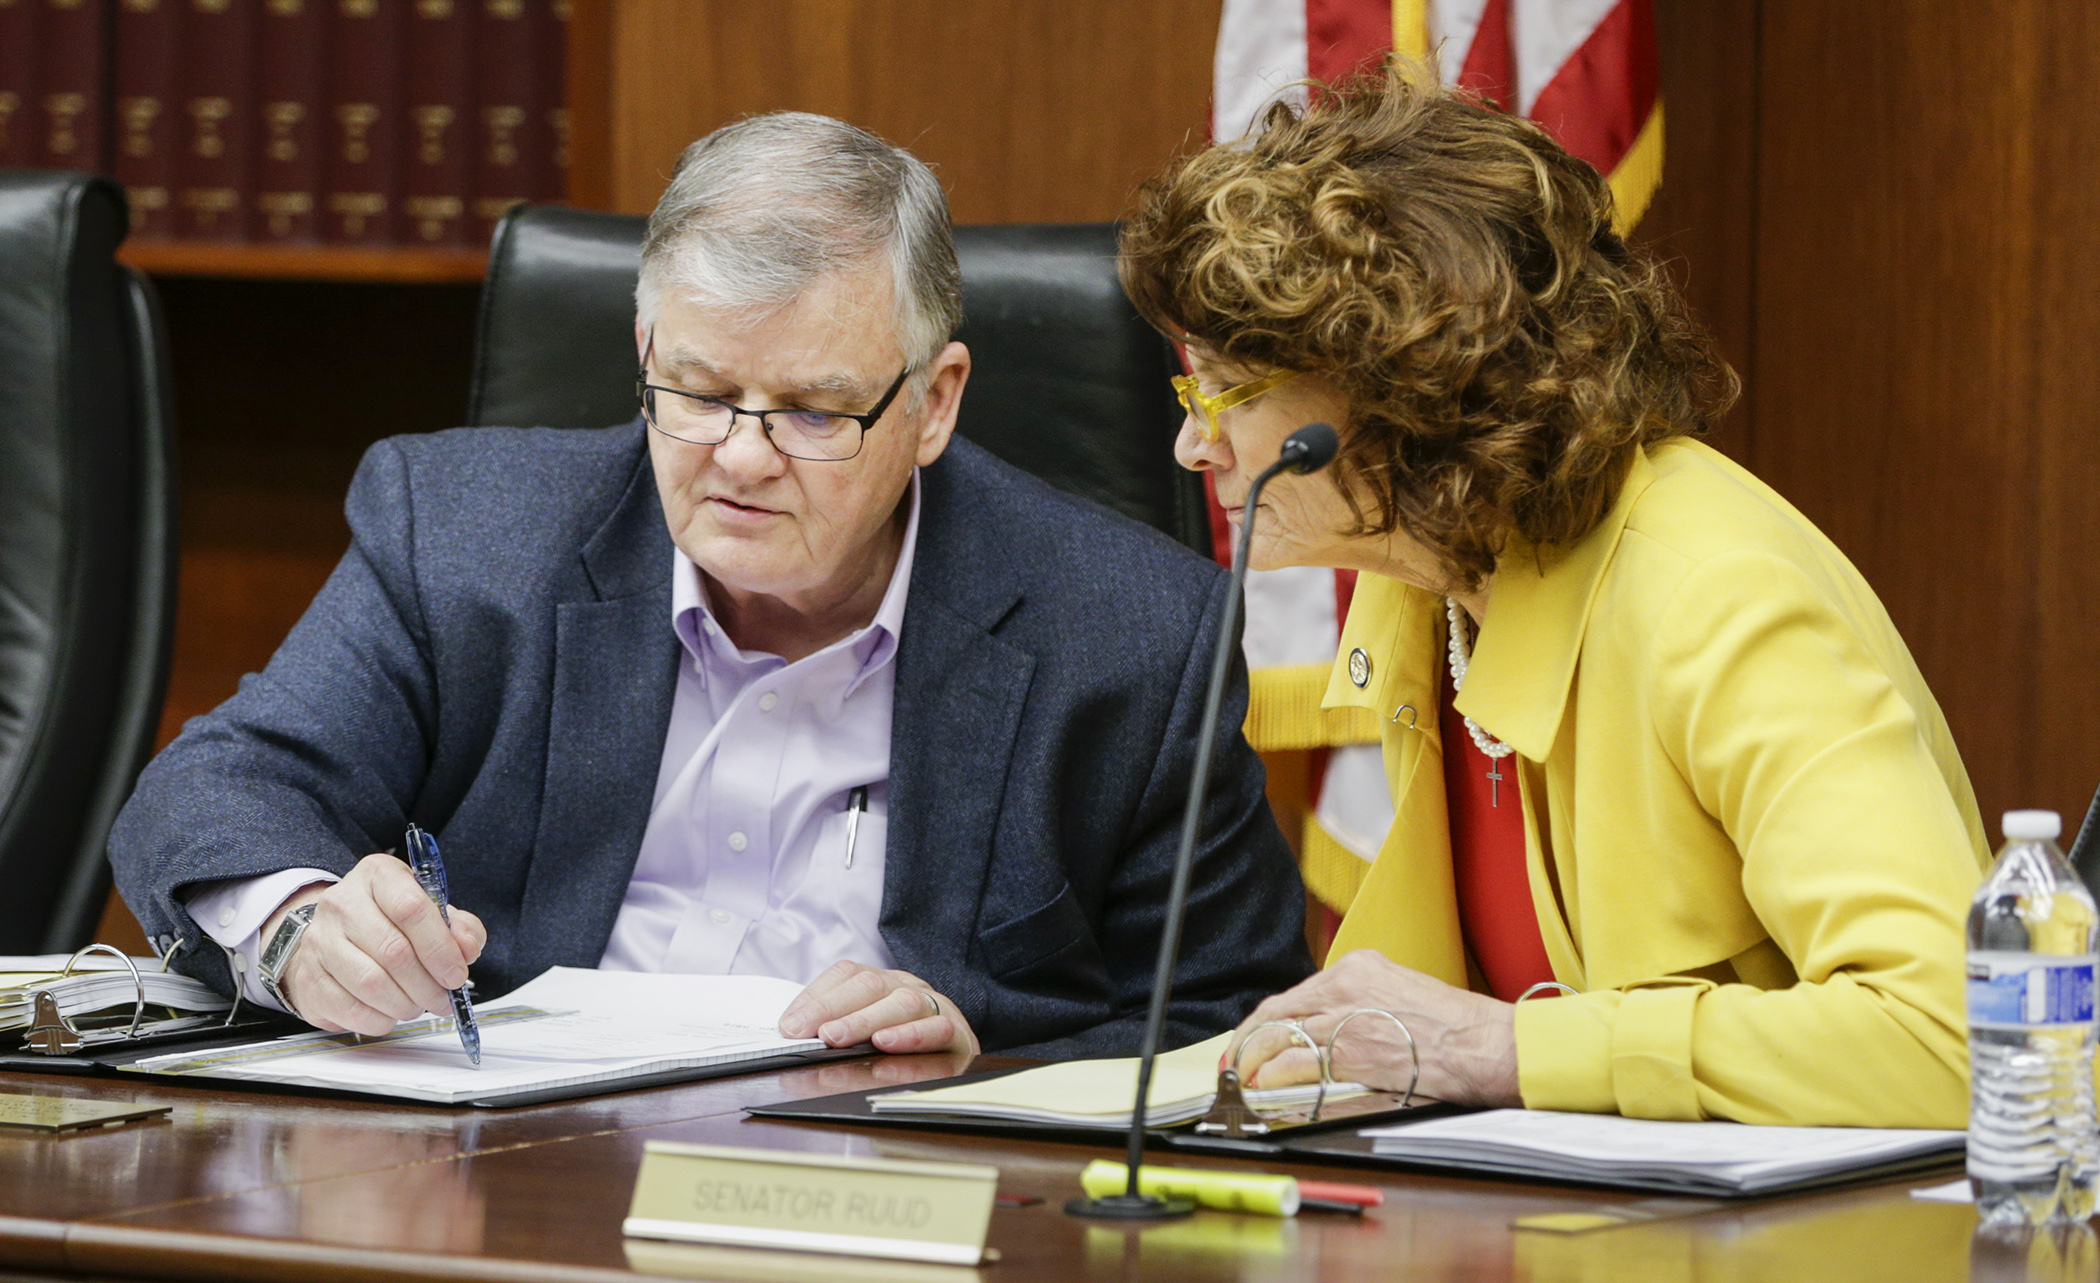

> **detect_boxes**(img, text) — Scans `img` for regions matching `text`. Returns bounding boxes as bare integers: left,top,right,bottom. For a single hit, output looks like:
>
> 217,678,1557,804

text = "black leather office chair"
0,172,179,952
466,207,1209,556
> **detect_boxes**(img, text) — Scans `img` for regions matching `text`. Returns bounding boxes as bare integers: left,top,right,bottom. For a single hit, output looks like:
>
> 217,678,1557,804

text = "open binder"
0,945,291,1074
746,1037,1452,1158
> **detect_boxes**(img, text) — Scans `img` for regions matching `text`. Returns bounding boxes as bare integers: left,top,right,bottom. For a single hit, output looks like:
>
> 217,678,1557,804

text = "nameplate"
624,1140,1000,1266
0,1092,171,1133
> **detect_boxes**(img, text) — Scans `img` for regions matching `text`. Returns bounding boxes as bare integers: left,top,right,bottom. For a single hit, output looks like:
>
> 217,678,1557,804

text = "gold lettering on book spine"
340,0,375,17
483,104,523,166
328,191,385,237
187,97,231,158
118,97,159,157
336,102,379,163
263,102,303,162
121,0,159,11
415,0,451,15
485,0,521,17
405,195,462,240
266,0,301,13
182,185,238,232
412,104,454,165
43,93,84,156
127,186,168,234
257,190,313,238
192,0,230,13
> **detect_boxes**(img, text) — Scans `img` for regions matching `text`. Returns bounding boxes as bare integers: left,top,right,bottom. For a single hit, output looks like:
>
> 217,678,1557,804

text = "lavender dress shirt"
185,474,920,1005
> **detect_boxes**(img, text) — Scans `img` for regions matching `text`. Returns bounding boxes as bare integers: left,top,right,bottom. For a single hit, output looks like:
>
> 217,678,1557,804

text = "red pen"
1296,1180,1384,1207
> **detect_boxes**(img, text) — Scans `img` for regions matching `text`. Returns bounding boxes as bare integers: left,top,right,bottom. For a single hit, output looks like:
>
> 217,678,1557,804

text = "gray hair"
635,112,963,371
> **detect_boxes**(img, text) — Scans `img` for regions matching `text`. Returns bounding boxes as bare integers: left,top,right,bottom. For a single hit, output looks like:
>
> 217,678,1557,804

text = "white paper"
0,960,230,1028
126,967,824,1104
1362,1110,1964,1194
1912,1178,1975,1203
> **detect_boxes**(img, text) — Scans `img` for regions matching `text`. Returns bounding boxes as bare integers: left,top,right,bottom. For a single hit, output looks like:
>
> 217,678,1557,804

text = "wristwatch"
257,903,318,1017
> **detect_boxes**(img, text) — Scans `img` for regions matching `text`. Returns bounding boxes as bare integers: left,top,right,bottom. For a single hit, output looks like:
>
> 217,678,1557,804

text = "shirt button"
711,909,733,925
233,951,247,973
218,907,235,927
758,692,778,712
727,831,749,852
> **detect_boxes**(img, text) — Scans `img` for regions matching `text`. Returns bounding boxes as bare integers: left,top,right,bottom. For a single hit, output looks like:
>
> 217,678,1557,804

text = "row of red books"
0,0,567,248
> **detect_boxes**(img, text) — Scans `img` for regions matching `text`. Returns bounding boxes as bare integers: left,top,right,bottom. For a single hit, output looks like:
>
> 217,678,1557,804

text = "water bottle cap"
2002,809,2062,841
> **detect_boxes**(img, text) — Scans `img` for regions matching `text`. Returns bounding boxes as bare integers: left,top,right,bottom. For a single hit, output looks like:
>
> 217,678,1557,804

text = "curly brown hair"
1118,62,1739,589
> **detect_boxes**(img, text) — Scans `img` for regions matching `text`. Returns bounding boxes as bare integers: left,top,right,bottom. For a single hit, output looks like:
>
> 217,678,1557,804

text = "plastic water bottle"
1968,809,2100,1226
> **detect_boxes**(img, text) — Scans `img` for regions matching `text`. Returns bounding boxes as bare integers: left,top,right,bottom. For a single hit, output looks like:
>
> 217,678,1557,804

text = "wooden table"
0,1058,2028,1283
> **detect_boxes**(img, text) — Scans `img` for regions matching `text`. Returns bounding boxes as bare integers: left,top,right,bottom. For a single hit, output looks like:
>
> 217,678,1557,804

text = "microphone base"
1064,1194,1197,1220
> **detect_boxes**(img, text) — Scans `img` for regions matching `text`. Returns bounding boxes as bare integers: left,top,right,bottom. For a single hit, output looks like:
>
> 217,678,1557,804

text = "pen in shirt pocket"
842,785,869,868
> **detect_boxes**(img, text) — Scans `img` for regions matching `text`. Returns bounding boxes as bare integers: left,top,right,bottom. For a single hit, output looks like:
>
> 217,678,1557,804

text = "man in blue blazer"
109,113,1311,1059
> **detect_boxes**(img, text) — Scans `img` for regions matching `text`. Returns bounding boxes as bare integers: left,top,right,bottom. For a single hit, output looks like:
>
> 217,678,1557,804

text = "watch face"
262,904,315,977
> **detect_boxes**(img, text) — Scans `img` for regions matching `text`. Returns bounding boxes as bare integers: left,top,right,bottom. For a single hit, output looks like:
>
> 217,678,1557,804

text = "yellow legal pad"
867,1033,1365,1128
0,1092,171,1133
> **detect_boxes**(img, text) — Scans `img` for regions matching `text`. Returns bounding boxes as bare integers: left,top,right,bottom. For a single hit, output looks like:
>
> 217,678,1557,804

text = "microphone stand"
1066,422,1341,1220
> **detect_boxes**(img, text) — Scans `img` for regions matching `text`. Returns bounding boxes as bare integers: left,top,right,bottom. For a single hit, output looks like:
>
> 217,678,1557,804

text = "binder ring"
1516,982,1576,1003
61,943,148,1040
1321,1008,1419,1115
1231,1018,1326,1094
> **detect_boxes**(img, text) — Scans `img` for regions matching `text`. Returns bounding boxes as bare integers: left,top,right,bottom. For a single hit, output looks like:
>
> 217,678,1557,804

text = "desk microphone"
1067,421,1341,1220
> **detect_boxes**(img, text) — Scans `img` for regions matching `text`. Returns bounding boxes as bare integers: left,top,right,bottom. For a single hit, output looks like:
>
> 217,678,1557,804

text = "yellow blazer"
1322,439,1990,1126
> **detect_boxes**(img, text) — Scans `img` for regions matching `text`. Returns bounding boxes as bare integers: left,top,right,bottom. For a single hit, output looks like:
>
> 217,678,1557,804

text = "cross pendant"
1486,760,1504,807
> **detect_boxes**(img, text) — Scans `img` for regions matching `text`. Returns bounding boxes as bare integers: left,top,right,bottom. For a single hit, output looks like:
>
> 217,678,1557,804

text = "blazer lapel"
518,437,679,972
881,448,1035,1007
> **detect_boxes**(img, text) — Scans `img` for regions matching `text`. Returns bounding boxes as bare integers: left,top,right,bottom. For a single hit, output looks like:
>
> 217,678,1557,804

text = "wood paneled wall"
1643,0,2099,834
568,0,1223,222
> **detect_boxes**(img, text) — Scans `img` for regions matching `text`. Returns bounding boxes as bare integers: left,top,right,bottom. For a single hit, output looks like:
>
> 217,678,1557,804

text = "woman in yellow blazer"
1117,66,1990,1127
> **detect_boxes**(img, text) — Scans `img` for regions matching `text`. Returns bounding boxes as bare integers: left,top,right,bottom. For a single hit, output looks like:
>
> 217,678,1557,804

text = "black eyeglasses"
637,338,913,462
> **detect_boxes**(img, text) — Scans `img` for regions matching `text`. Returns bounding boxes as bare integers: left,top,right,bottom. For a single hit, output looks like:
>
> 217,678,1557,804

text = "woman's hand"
1230,950,1521,1107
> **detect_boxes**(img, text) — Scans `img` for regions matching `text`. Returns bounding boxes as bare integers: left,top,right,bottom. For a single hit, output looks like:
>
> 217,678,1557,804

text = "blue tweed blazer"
109,423,1313,1057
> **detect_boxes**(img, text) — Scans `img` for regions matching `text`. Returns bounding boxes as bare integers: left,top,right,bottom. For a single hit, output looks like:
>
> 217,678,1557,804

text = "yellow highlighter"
1080,1160,1300,1216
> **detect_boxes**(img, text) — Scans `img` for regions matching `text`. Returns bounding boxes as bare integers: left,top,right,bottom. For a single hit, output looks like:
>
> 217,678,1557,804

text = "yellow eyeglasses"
1171,369,1301,441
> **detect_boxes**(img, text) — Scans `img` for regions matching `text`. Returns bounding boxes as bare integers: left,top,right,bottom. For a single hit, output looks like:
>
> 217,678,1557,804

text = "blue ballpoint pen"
405,822,481,1066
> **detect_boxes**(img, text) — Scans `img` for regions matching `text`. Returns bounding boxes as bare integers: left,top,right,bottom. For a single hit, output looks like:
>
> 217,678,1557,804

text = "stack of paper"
0,955,231,1029
125,967,828,1105
868,1033,1365,1128
1361,1109,1964,1195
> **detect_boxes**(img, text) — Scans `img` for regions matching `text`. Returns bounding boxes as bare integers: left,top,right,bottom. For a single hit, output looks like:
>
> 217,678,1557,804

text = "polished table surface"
0,1054,2070,1283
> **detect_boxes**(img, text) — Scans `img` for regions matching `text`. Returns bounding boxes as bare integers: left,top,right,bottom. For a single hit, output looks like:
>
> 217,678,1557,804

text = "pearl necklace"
1445,597,1514,761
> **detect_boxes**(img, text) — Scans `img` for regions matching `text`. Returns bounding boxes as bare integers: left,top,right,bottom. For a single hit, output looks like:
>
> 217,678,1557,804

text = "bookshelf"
119,242,487,283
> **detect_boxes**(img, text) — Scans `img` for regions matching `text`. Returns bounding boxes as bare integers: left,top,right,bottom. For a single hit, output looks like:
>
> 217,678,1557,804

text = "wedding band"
923,992,941,1019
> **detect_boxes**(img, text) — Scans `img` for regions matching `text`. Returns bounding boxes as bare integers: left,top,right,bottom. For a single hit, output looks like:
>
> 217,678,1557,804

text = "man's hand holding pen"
258,852,487,1037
